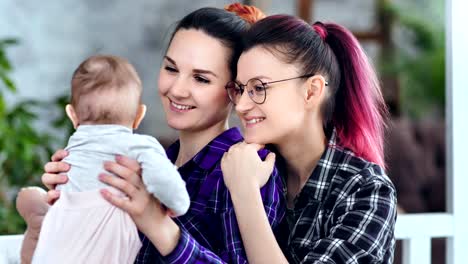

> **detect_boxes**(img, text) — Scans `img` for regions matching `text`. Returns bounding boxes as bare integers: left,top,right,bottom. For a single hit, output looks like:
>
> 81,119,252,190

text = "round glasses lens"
247,79,266,104
226,81,242,104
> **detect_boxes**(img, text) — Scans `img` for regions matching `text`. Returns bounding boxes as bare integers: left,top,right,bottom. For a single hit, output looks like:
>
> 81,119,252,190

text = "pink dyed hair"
324,22,388,167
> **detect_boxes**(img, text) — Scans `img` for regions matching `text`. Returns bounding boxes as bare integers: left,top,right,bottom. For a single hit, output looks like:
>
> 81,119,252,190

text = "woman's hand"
41,149,70,204
221,142,276,196
99,155,167,233
99,156,181,256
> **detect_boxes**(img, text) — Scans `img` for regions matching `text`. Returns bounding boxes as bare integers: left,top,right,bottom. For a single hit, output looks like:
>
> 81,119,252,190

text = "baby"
16,55,190,263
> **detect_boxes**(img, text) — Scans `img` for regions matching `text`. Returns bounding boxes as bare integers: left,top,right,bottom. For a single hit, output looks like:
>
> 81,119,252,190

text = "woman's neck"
175,121,229,167
276,120,327,202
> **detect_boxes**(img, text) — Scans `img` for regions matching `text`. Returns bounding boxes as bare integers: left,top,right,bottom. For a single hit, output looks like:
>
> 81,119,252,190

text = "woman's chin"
243,134,267,145
166,119,190,131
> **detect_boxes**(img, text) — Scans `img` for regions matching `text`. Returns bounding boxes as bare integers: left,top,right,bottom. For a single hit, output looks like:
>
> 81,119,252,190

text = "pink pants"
32,190,142,264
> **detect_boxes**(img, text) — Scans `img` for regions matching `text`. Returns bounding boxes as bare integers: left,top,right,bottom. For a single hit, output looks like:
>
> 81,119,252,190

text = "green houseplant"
380,1,445,118
0,38,73,234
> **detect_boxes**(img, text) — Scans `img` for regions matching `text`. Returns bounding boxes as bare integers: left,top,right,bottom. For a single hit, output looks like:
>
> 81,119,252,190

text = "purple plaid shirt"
135,127,285,263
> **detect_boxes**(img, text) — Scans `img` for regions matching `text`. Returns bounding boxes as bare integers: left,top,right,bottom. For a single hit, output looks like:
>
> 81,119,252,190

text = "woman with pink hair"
221,15,397,263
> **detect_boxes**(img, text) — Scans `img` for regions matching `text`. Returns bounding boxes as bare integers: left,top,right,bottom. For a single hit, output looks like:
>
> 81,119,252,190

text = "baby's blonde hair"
71,55,142,125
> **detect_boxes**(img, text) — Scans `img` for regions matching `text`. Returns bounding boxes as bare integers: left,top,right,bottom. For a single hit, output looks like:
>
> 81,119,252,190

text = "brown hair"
71,55,142,125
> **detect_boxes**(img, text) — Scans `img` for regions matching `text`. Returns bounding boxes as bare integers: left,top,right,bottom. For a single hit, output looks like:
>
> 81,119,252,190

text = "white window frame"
395,0,468,263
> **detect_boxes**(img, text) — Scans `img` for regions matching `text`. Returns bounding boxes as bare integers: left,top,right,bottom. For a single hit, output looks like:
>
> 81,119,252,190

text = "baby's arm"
132,136,190,217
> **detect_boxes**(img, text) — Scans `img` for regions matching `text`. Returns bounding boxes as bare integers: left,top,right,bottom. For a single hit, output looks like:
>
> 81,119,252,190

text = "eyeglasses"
225,74,328,105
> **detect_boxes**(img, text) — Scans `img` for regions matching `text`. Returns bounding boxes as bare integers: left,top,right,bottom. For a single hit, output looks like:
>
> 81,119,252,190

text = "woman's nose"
235,89,255,114
169,77,190,98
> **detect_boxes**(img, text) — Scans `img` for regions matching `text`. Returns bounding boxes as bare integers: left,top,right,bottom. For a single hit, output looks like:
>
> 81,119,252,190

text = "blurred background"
0,0,445,263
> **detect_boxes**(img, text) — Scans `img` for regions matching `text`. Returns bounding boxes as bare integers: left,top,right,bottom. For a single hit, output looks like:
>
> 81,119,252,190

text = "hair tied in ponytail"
313,22,328,41
225,2,266,25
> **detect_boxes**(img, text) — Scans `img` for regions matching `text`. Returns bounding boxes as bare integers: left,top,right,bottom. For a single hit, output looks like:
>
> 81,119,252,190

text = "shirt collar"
166,127,243,170
74,124,133,136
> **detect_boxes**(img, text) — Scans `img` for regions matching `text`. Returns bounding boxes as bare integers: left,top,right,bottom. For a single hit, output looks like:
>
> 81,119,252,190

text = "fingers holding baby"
99,155,176,234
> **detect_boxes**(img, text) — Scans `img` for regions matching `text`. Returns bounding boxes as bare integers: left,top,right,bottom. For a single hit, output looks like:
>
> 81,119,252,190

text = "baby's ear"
65,104,79,129
133,104,147,129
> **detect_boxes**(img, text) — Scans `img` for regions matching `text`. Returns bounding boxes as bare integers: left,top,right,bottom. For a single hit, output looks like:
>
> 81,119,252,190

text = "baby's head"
66,55,146,129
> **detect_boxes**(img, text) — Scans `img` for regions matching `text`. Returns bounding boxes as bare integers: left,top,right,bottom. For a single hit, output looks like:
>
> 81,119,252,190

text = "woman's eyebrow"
193,69,218,78
164,56,177,65
252,75,271,80
165,55,217,78
236,75,272,83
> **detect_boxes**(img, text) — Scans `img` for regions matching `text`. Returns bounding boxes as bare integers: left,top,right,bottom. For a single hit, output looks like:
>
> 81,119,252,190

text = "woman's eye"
164,66,178,73
254,85,264,92
194,75,210,84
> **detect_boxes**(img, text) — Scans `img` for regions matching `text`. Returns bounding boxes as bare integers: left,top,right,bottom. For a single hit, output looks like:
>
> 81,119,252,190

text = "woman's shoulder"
329,145,395,194
215,127,244,146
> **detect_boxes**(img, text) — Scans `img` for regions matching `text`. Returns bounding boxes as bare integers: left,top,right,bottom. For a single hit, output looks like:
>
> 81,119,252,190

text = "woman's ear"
65,104,79,129
133,104,147,129
304,75,327,109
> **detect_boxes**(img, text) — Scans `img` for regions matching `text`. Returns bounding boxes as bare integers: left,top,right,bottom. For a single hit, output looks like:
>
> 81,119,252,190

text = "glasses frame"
225,74,328,105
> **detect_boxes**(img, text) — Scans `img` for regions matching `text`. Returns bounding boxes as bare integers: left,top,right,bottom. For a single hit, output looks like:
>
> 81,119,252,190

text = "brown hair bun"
224,3,266,25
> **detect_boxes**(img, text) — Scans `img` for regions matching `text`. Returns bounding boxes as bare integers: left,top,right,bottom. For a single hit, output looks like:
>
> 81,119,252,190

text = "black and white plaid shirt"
275,129,397,263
